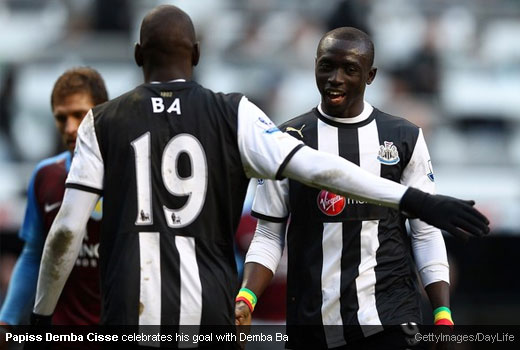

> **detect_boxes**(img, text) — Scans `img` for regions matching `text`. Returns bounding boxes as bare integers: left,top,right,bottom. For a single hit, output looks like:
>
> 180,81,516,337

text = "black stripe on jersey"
161,233,181,325
285,219,328,346
275,143,305,180
337,127,359,165
372,110,422,325
374,211,422,326
199,240,237,326
341,221,364,340
374,109,420,182
65,183,103,195
250,210,288,223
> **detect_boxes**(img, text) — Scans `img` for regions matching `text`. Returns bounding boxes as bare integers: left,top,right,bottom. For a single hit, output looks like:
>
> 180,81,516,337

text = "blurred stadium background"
0,0,519,326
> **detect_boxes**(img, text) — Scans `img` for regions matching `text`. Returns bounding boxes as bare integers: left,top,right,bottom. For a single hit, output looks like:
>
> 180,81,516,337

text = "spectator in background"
93,0,131,34
0,65,16,160
383,68,439,137
401,17,441,97
0,67,108,326
326,0,371,34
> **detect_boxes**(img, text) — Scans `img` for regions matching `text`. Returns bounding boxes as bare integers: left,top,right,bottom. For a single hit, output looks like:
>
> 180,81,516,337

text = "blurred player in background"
0,67,108,326
30,6,487,344
237,28,456,349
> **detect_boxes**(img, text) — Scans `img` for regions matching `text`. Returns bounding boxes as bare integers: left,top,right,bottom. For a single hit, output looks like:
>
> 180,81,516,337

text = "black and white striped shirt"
251,102,445,348
65,80,303,327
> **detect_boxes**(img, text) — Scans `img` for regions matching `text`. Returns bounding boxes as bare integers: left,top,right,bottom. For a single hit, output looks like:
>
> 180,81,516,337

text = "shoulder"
171,82,245,108
373,108,420,135
211,90,245,111
33,152,69,179
280,110,316,129
92,88,140,117
279,110,316,140
213,90,244,102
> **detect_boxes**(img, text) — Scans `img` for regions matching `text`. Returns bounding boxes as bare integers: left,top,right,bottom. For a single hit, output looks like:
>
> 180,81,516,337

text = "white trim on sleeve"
66,110,104,192
236,97,303,179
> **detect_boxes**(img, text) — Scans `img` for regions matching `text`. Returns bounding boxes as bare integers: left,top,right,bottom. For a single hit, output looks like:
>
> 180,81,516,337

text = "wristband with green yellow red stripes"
236,288,257,313
434,306,454,327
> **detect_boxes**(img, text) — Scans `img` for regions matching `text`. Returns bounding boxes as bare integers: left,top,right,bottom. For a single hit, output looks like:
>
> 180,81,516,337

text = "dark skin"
134,5,200,83
315,35,376,118
236,28,451,332
235,263,272,326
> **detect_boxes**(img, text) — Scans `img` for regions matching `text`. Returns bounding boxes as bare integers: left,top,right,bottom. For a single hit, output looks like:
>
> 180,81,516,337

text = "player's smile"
324,88,346,105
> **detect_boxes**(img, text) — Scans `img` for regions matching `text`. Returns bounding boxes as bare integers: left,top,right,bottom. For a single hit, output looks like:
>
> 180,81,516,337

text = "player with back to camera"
235,27,467,349
0,67,107,327
30,6,487,347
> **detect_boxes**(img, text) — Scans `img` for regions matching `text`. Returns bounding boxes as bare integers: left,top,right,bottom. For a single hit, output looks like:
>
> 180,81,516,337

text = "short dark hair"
318,27,375,67
51,67,108,109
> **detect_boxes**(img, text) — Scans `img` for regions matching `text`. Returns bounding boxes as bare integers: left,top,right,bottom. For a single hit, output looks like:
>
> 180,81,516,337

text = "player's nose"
65,116,80,135
327,68,345,85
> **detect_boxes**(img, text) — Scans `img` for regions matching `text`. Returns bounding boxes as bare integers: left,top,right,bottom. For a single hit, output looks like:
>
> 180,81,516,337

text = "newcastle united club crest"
377,141,400,165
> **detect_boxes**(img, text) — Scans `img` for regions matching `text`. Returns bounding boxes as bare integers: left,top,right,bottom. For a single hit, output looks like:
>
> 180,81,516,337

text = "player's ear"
134,43,144,67
367,67,377,85
192,42,200,67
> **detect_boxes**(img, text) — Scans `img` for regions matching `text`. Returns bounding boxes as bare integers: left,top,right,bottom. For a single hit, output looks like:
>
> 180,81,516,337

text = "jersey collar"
150,79,187,84
317,101,374,124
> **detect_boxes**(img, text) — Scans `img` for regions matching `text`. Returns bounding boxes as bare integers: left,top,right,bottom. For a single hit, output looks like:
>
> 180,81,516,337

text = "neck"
143,65,192,83
348,100,365,118
319,101,373,124
321,98,365,119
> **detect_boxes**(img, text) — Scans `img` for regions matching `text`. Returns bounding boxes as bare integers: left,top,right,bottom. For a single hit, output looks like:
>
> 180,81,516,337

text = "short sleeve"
401,128,435,193
251,178,290,222
65,110,104,194
237,97,304,180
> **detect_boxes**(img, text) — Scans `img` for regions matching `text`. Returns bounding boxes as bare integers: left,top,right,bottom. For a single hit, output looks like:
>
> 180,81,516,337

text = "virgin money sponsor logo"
317,190,346,216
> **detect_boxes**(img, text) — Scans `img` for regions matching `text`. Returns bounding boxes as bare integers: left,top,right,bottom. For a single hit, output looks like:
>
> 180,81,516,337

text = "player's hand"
235,300,252,326
235,301,252,350
400,188,490,240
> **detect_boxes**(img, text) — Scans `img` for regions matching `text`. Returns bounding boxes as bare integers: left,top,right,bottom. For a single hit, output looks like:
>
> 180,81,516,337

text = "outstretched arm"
282,146,489,238
33,189,99,318
236,97,489,238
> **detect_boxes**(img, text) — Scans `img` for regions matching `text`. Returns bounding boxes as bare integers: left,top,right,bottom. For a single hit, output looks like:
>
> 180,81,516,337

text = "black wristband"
30,312,52,326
